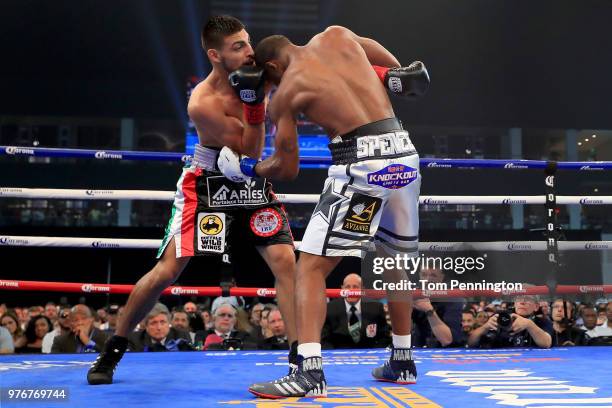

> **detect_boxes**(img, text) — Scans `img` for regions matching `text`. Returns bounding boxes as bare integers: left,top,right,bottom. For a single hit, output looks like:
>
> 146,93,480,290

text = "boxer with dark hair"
87,15,298,385
217,25,429,398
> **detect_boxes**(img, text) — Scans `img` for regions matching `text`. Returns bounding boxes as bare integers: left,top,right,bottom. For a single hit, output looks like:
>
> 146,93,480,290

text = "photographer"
467,295,552,348
412,268,462,347
551,299,587,346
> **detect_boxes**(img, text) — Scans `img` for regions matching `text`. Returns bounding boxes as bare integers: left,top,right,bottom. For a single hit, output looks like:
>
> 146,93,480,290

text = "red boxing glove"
243,103,265,125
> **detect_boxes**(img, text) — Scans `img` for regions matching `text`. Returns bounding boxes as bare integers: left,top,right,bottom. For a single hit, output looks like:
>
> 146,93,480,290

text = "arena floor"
1,347,611,407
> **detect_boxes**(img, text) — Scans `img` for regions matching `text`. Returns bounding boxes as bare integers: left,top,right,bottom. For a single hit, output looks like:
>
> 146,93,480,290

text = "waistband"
339,117,403,140
192,144,220,171
329,118,416,165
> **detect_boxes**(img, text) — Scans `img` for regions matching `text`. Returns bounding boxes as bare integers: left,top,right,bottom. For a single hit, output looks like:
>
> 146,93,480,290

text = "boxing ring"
1,145,612,407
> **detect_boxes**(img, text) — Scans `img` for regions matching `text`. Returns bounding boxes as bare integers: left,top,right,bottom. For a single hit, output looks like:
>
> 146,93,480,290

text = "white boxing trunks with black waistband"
299,119,421,258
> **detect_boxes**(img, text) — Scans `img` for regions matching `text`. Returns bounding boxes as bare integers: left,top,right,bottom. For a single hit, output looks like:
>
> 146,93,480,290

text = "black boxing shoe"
371,347,417,384
249,356,327,399
87,335,128,385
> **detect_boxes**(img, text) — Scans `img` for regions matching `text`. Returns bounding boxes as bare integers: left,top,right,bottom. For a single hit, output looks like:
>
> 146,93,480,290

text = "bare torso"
188,73,243,148
271,29,395,138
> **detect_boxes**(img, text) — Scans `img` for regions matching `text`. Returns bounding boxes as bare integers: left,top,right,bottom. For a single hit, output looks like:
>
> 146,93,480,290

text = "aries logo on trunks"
207,176,268,207
197,213,226,253
250,208,282,237
367,164,418,189
342,193,382,234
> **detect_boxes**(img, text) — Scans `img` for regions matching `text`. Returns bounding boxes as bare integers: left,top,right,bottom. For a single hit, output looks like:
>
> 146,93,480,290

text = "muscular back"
271,28,395,138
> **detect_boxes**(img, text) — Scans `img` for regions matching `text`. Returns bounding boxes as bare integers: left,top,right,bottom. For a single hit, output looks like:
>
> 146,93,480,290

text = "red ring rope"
1,280,610,298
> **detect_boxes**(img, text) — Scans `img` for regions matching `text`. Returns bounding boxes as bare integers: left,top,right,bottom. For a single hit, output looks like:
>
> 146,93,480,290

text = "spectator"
51,305,109,353
181,301,205,332
587,301,612,340
196,303,255,350
259,305,275,340
412,268,462,347
96,308,108,329
250,303,265,328
28,306,43,319
550,299,587,346
475,311,489,327
16,307,30,331
44,302,58,324
128,303,192,352
0,325,14,354
183,302,198,314
322,273,389,349
171,309,195,342
468,295,553,348
1,312,27,350
462,310,476,336
259,309,289,350
234,307,254,335
201,309,213,330
42,306,72,353
579,305,599,333
21,315,53,353
99,304,120,333
538,301,550,318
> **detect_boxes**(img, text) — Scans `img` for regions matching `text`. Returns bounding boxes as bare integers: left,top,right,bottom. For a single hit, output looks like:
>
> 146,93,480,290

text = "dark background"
0,0,610,128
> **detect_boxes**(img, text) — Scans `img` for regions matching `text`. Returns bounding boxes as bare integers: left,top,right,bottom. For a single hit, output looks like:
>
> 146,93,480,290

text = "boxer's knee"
261,245,296,281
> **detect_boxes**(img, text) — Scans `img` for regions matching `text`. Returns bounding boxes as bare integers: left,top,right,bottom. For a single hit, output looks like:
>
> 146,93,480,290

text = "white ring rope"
1,188,612,205
1,236,610,251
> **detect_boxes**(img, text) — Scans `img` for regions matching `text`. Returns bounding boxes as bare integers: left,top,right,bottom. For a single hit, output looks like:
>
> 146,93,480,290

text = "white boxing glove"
217,146,256,183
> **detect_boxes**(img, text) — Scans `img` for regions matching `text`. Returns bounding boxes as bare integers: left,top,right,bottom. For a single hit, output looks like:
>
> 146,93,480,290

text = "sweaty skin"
255,25,401,180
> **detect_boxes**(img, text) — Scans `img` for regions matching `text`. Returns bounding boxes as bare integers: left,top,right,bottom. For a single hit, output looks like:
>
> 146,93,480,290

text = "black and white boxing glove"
373,61,430,98
228,66,266,125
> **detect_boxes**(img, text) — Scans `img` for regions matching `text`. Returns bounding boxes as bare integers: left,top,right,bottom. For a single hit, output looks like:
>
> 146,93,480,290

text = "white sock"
392,334,411,349
298,343,321,359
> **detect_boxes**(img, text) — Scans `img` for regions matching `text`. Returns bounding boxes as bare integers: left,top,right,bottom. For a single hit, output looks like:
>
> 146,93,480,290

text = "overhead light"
584,139,589,142
592,134,597,138
594,188,599,193
578,142,582,146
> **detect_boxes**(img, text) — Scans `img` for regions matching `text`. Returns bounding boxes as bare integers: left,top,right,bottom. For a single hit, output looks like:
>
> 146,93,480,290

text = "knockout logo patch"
197,213,226,253
367,164,418,189
342,193,382,234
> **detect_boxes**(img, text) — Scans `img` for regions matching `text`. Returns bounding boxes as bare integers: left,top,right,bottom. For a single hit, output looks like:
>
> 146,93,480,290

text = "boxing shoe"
371,347,417,384
87,335,127,385
248,356,327,399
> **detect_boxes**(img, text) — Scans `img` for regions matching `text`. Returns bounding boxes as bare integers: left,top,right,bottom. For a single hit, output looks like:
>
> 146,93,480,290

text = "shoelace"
90,352,120,372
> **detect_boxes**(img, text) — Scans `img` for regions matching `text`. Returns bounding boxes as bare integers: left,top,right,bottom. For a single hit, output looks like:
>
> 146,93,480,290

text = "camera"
222,337,243,350
497,311,513,331
481,311,515,346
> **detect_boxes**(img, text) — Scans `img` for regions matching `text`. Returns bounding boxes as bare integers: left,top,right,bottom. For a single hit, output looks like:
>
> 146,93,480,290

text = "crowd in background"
1,273,611,355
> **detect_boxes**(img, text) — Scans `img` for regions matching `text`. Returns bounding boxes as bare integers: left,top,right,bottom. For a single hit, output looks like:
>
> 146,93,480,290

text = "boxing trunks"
299,118,421,258
157,144,293,259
